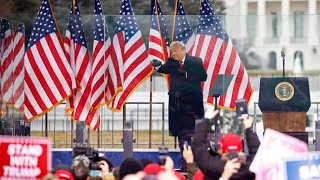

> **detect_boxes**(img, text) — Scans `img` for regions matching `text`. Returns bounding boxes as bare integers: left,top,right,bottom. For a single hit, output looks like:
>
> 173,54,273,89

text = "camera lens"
90,162,102,170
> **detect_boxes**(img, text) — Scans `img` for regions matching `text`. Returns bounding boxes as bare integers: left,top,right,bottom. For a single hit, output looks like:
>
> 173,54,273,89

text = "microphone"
281,51,286,78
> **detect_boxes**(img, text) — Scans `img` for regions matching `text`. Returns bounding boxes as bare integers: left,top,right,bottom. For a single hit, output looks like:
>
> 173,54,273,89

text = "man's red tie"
180,61,183,68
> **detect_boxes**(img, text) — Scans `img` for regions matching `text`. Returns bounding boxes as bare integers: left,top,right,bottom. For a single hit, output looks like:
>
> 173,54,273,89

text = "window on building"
294,11,304,39
268,51,277,69
247,14,256,40
271,12,278,38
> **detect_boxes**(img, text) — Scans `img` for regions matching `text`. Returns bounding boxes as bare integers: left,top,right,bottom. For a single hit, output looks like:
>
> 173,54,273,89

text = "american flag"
109,0,153,111
148,0,171,63
86,0,119,130
0,19,13,105
0,22,25,112
24,0,76,121
64,0,92,122
3,24,25,112
172,0,195,53
0,22,24,111
192,0,253,109
92,0,122,110
148,0,171,88
10,24,25,111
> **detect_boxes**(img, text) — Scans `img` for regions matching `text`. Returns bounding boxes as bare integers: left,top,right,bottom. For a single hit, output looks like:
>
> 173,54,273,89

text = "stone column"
281,0,290,45
255,0,266,46
240,0,248,39
308,0,318,45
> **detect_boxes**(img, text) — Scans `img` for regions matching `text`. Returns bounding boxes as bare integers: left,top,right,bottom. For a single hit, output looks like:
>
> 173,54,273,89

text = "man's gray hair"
170,41,186,51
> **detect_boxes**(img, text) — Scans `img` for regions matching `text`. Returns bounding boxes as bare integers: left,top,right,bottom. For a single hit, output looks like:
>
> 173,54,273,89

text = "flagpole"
154,0,169,88
72,0,76,13
171,0,179,149
99,10,108,149
45,113,48,137
149,1,159,149
171,0,178,41
71,0,76,147
150,0,168,148
149,75,152,149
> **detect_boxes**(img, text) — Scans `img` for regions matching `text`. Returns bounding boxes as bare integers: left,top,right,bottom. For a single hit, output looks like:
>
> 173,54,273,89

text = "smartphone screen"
235,99,248,119
184,141,189,147
228,151,239,160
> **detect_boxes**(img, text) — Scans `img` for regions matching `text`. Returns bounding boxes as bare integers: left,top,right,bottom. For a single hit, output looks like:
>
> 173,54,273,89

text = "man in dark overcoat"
152,41,207,152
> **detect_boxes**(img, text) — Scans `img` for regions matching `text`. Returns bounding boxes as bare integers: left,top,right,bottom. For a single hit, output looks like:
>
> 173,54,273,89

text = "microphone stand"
213,94,220,152
281,51,285,78
209,74,233,152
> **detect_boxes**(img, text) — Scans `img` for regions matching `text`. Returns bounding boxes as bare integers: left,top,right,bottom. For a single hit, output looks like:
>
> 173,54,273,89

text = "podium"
258,77,311,132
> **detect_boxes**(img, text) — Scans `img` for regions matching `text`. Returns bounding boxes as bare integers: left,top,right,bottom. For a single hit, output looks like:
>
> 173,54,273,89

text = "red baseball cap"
54,169,74,180
220,133,243,153
144,163,165,175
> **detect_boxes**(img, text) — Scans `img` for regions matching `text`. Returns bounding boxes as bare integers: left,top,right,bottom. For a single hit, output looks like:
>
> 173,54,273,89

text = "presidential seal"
275,82,294,101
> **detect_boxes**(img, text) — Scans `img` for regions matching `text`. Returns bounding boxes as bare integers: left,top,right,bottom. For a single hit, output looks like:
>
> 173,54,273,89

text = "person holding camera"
93,157,115,179
191,110,260,180
152,41,207,153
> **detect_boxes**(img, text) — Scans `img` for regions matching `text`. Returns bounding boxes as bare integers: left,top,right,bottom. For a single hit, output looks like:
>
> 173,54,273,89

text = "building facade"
224,0,320,72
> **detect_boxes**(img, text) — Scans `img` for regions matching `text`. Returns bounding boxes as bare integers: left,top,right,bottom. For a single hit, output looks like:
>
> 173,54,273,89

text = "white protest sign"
250,129,308,180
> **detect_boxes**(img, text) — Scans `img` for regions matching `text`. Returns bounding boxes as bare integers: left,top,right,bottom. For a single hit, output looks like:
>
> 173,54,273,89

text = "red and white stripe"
64,30,92,121
0,25,14,104
0,24,24,111
109,31,153,111
91,38,109,109
85,36,113,130
91,36,122,109
185,35,195,54
11,26,25,111
192,34,252,109
148,29,170,65
148,28,170,87
24,32,76,121
104,45,122,106
85,39,107,130
85,109,100,130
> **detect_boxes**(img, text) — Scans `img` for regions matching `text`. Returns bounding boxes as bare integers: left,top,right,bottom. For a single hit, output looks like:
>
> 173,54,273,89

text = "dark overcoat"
156,54,207,136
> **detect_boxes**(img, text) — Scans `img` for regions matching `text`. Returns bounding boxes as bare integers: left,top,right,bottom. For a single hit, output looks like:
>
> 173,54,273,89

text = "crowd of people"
43,108,259,180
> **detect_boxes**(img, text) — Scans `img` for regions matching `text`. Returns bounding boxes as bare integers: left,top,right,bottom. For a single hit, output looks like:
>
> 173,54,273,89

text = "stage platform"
52,148,182,169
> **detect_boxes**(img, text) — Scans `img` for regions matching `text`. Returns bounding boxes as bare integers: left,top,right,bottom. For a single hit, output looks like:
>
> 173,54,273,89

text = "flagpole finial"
73,0,76,13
